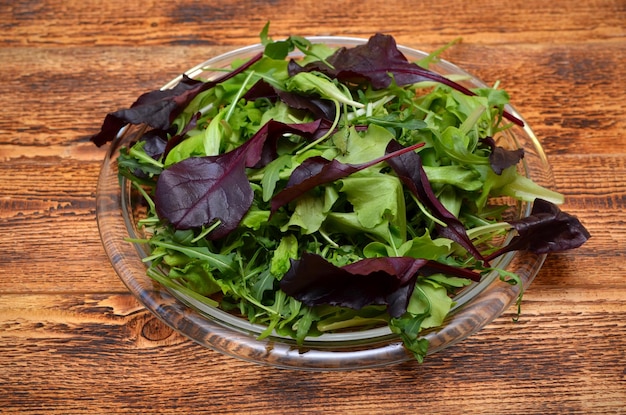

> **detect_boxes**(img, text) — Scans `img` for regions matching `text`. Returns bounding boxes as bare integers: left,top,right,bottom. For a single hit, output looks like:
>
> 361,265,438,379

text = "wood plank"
0,158,123,292
0,292,624,413
1,0,624,47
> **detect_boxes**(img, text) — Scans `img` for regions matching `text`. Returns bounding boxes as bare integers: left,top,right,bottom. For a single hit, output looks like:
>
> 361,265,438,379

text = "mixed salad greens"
92,25,589,362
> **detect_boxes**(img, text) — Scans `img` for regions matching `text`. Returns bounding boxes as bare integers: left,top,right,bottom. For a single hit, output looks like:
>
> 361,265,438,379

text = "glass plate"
95,37,552,370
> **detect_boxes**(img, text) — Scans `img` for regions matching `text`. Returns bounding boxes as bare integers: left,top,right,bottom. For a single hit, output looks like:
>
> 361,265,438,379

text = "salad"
91,26,589,362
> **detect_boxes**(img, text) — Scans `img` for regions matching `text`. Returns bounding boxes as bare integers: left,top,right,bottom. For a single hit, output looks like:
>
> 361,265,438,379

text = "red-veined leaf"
270,140,424,213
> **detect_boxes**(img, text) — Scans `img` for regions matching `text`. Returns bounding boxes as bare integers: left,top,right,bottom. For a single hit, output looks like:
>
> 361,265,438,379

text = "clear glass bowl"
95,37,552,370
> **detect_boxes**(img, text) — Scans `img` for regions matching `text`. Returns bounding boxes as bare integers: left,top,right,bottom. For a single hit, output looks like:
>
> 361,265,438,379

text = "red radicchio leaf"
385,140,486,263
154,119,330,238
289,33,523,127
279,253,482,318
481,136,525,175
485,199,591,262
270,141,425,213
90,52,263,147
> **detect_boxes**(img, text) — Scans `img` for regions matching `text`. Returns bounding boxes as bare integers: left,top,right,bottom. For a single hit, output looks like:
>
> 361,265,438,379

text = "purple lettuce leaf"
90,52,263,147
280,253,425,317
243,79,336,120
161,111,201,160
249,118,334,169
289,33,523,127
154,119,330,238
280,253,482,318
270,141,424,213
481,136,525,175
241,78,279,101
155,147,254,238
288,33,458,91
139,129,169,159
385,140,486,263
485,199,591,261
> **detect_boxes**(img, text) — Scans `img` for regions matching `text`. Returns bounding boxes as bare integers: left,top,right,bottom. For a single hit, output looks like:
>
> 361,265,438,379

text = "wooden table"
1,0,625,413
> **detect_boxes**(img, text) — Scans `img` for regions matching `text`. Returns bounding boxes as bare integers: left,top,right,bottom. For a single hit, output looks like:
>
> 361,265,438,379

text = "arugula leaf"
261,23,335,65
389,315,430,363
286,72,364,108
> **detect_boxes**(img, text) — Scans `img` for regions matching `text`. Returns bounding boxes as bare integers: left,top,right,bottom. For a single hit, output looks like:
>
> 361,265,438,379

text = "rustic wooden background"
1,0,625,413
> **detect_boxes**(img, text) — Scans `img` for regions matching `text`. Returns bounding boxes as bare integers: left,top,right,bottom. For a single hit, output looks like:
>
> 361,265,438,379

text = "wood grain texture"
0,292,624,414
1,0,625,413
1,0,624,47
